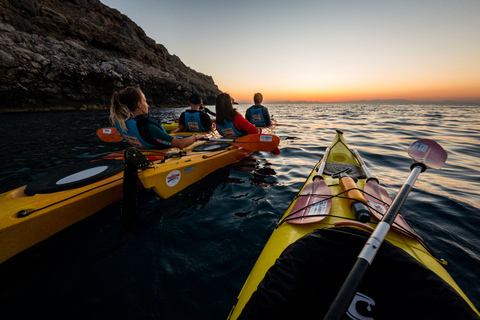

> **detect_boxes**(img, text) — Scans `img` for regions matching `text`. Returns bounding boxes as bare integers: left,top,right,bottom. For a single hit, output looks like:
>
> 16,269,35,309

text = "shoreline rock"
0,0,222,113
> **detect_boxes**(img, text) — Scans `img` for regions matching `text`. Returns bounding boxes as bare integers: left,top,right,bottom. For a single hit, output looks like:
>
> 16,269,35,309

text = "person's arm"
200,113,214,131
171,112,186,133
170,135,202,149
245,108,251,122
170,124,186,133
146,122,201,148
207,108,216,116
235,114,258,135
263,107,271,126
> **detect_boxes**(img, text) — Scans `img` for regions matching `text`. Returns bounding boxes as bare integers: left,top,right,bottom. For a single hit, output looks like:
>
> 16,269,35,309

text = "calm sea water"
0,104,479,319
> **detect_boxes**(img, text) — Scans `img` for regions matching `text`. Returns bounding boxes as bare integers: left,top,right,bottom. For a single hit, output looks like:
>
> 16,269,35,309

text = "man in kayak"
215,93,260,137
171,93,213,133
245,92,271,127
110,87,202,149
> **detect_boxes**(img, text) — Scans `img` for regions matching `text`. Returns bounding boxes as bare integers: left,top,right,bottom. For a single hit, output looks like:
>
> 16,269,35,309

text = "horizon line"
234,98,480,105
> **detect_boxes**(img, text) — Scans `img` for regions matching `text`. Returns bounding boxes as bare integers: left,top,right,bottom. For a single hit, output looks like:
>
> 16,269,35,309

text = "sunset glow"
100,0,480,104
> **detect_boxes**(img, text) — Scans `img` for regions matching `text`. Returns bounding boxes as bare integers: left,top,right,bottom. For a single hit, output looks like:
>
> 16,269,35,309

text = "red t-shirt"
233,114,258,134
216,113,258,137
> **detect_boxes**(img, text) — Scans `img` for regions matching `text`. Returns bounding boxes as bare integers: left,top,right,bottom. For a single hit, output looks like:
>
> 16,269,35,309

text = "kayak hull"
0,122,276,264
227,130,479,319
139,122,277,199
0,173,124,264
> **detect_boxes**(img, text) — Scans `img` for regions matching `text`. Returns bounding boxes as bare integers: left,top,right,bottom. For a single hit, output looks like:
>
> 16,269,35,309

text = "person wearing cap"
245,92,271,127
171,93,214,133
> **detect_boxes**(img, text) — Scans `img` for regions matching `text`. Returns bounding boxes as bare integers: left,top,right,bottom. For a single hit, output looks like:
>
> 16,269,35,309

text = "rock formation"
0,0,222,112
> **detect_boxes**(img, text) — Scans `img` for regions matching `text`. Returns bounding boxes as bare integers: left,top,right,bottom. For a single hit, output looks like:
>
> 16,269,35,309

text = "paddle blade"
364,179,422,239
287,177,332,224
270,147,281,155
235,134,280,152
364,179,391,216
408,139,447,170
97,128,124,142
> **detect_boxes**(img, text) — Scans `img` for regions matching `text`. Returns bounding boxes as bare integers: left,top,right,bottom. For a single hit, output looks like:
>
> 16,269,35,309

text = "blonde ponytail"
109,87,142,132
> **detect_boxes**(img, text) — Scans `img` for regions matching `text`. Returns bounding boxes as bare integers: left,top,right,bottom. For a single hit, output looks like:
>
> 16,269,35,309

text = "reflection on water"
0,104,479,318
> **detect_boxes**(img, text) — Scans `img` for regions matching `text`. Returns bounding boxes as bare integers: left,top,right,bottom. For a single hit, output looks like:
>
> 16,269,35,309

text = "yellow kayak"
0,122,277,264
138,122,277,199
228,129,479,319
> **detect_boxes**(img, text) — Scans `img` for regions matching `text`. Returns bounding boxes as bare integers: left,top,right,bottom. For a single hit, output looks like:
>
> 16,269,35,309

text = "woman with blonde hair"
215,93,259,137
110,87,202,149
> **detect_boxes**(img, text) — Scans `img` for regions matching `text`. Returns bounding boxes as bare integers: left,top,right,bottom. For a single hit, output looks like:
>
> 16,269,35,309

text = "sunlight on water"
0,104,479,318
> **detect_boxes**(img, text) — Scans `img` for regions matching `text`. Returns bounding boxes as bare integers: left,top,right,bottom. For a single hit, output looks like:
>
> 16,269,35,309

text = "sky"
99,0,480,103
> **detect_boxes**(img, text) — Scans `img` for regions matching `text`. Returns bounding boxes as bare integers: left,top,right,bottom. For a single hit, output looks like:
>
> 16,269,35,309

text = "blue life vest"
116,117,167,149
185,111,205,132
248,106,266,126
217,121,246,137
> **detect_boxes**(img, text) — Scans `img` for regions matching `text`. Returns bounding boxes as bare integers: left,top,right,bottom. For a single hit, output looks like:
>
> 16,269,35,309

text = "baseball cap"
189,93,201,104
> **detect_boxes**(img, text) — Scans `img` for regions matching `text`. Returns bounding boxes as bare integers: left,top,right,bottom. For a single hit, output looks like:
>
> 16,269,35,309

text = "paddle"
97,127,124,142
202,134,280,152
323,139,447,320
286,175,332,224
352,149,422,239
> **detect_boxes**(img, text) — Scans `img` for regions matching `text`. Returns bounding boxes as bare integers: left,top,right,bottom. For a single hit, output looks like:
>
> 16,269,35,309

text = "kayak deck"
138,122,277,199
227,129,479,319
0,122,276,264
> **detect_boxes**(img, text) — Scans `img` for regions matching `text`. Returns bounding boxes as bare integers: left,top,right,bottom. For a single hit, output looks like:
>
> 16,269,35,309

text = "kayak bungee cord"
276,186,445,265
323,138,448,320
16,177,124,218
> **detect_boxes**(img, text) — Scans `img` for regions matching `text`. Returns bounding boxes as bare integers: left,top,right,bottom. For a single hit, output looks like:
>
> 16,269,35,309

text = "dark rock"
0,0,222,112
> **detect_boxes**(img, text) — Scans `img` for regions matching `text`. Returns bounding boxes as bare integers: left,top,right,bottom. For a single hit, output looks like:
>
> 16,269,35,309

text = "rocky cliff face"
0,0,222,112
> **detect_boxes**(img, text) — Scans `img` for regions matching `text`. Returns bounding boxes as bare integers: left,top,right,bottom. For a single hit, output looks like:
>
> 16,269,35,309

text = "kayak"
0,130,213,265
161,121,179,132
0,122,278,264
227,130,479,319
137,122,278,198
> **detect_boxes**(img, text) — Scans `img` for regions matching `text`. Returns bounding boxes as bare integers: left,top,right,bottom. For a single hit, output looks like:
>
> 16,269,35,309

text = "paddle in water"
323,139,447,320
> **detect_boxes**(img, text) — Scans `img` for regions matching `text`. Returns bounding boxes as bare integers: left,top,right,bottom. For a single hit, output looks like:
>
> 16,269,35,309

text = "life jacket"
184,111,205,132
217,120,246,137
116,117,167,149
248,106,266,126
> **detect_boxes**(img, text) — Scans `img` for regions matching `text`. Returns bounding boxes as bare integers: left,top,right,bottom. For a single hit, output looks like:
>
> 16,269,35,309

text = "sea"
0,103,479,319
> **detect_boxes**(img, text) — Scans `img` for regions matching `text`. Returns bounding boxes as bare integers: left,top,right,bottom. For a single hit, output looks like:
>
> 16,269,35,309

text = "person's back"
172,94,213,133
215,93,258,137
245,92,271,127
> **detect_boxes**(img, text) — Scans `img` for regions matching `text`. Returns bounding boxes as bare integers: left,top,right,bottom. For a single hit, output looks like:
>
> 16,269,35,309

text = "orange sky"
101,0,480,104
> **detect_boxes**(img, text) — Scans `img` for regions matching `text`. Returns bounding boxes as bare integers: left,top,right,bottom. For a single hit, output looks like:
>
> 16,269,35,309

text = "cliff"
0,0,222,112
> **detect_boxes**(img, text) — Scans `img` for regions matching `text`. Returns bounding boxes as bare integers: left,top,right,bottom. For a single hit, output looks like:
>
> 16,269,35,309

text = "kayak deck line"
279,186,413,232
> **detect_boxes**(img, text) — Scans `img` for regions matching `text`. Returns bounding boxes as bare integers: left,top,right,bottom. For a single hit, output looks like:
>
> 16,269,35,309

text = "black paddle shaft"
323,163,425,320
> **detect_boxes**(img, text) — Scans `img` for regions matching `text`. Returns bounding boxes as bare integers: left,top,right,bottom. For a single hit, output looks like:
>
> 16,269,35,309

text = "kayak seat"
192,142,231,152
323,162,366,179
24,160,125,196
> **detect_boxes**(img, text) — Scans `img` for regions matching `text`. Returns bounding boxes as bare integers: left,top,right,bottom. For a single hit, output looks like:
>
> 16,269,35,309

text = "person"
245,92,271,127
170,93,213,133
110,87,203,149
215,93,260,137
199,103,216,117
